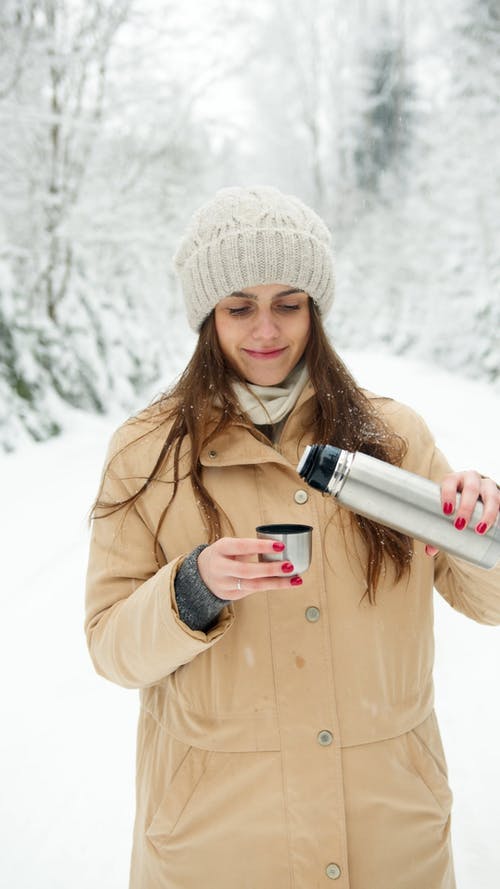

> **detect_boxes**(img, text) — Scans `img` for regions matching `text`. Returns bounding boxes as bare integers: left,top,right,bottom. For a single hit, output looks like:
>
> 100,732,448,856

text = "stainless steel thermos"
297,444,500,569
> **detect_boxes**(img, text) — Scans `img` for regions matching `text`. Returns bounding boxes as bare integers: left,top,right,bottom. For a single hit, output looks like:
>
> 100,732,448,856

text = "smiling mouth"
243,347,287,359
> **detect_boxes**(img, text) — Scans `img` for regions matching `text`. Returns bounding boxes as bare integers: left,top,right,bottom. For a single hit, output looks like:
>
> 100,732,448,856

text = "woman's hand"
197,537,303,600
425,470,500,557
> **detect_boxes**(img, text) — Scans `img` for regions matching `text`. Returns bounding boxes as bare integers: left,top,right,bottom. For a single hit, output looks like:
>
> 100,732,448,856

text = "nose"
250,309,280,341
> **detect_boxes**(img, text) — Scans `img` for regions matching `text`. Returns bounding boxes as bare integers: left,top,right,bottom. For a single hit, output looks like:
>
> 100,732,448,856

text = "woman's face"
214,283,311,386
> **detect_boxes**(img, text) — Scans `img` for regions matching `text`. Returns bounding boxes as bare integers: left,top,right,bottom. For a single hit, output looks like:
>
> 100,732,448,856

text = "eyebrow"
229,288,304,299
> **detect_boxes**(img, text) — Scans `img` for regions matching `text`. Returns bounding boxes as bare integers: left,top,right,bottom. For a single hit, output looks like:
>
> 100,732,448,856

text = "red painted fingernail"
454,517,466,530
290,576,303,586
443,502,454,515
281,562,294,573
476,522,488,535
272,541,285,552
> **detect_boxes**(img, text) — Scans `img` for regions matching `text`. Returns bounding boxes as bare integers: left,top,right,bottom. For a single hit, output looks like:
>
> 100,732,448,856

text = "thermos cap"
297,444,342,492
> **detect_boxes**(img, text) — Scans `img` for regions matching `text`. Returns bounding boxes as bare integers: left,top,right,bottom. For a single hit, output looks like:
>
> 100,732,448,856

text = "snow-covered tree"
0,0,220,449
1,0,498,451
331,0,500,385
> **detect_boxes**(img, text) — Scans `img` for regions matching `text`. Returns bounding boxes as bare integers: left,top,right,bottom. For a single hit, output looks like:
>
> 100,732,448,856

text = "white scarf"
232,361,309,426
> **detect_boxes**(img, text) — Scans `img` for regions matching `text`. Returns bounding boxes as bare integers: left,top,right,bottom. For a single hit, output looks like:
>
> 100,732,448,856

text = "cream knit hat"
173,185,335,330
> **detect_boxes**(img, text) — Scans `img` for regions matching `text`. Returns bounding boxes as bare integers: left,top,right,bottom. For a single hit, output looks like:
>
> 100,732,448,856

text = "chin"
251,373,286,386
238,357,295,386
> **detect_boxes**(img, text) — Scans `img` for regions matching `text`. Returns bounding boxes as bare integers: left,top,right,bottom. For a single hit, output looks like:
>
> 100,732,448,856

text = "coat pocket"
146,745,214,850
406,714,453,817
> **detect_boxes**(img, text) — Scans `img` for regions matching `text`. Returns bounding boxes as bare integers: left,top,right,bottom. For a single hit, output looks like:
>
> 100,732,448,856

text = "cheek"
296,316,311,347
214,323,245,371
214,311,224,341
214,315,233,353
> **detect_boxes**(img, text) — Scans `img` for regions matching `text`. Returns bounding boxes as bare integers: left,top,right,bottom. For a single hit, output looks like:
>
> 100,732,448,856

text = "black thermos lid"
297,444,342,492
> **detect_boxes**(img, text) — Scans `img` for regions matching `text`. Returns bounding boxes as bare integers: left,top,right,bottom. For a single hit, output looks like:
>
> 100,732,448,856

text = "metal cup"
256,523,313,575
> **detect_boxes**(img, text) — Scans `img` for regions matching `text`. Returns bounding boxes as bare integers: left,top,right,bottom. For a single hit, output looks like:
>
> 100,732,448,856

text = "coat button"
305,606,320,622
294,489,308,504
326,863,342,879
317,730,333,746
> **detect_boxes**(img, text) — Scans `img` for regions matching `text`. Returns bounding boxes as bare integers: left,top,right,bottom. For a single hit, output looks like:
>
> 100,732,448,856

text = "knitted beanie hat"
173,185,335,331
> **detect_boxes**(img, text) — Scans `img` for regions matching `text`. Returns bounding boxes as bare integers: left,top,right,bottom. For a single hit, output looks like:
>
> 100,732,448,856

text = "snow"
1,347,499,888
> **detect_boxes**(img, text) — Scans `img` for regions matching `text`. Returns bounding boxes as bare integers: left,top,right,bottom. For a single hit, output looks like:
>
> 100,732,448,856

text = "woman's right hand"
197,537,303,601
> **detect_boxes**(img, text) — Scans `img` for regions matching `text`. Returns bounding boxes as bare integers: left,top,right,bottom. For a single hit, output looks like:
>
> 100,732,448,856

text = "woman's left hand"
425,470,500,557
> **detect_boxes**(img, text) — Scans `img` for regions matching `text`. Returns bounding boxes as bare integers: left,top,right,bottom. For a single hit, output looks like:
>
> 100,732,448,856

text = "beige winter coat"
85,384,500,889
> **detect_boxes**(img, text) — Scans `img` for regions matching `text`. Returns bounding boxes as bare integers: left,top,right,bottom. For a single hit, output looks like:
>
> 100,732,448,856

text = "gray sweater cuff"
174,544,231,632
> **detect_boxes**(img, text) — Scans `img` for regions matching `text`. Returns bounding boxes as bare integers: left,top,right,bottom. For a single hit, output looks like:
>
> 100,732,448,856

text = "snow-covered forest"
0,0,499,451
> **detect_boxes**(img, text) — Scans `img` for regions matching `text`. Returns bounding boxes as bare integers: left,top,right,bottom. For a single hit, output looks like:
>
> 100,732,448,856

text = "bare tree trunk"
31,0,130,322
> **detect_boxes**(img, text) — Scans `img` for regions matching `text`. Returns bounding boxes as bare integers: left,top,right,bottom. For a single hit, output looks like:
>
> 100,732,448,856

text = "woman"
85,186,500,889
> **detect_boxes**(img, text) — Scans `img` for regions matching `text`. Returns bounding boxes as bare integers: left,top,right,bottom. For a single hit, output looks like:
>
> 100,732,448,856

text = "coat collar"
199,381,316,471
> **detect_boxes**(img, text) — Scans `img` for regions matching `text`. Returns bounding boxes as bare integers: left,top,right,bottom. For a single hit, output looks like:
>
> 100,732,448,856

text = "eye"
275,302,301,312
227,304,254,316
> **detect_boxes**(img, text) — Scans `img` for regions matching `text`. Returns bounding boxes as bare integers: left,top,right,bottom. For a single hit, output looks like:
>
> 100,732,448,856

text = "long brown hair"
93,301,413,602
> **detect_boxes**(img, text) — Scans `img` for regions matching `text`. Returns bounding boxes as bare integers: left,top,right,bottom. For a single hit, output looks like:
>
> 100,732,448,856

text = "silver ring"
236,578,242,591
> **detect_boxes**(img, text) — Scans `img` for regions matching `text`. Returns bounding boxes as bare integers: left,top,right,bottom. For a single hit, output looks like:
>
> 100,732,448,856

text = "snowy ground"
1,348,499,889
